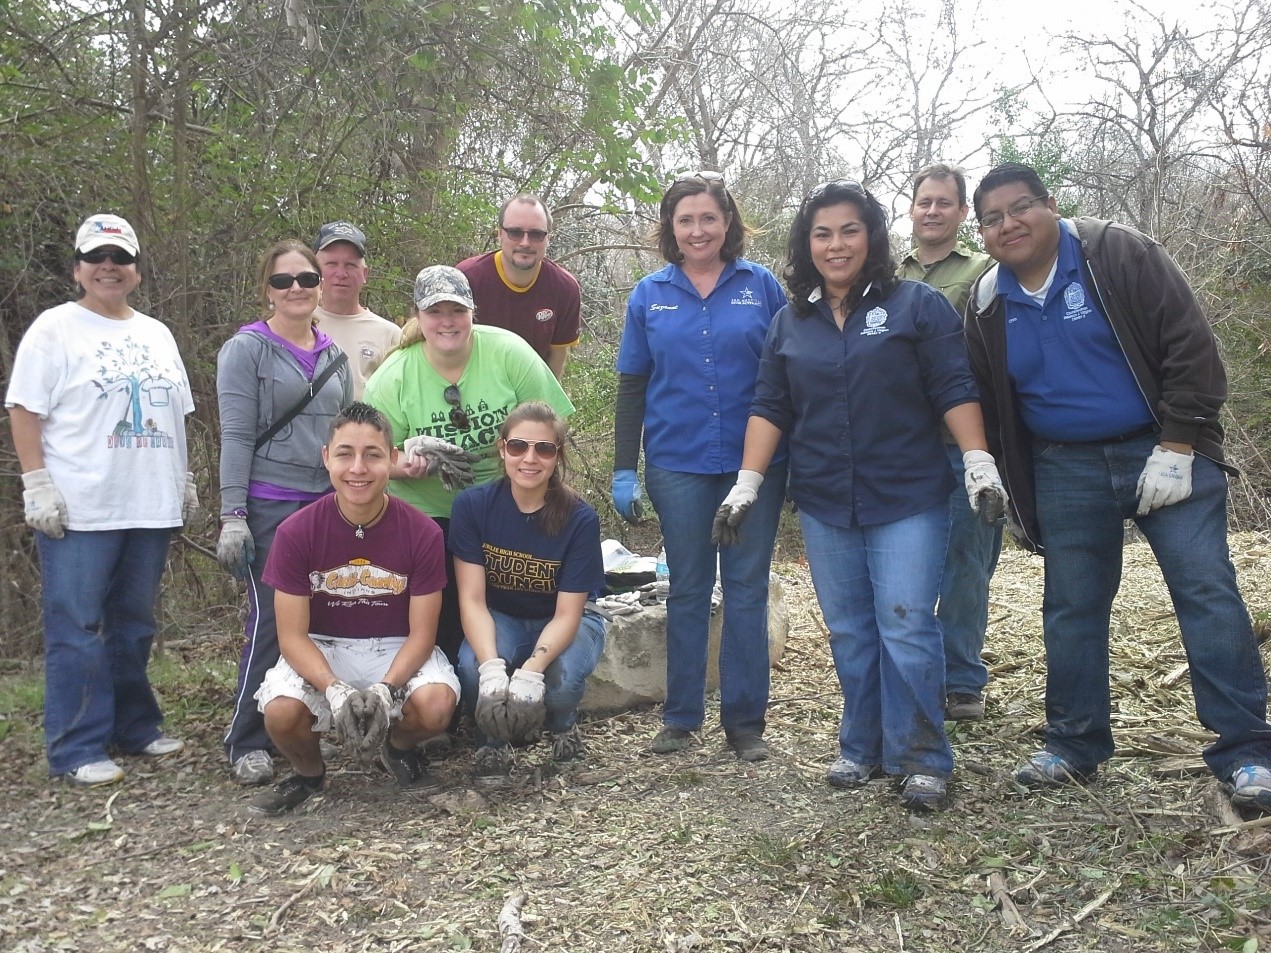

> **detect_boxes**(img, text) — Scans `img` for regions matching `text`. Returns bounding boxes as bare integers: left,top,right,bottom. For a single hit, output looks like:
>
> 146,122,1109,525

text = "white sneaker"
140,736,185,757
64,759,125,787
232,750,275,786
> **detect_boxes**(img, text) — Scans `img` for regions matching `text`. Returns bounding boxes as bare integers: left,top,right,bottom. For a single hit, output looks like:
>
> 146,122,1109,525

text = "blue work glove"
611,469,644,522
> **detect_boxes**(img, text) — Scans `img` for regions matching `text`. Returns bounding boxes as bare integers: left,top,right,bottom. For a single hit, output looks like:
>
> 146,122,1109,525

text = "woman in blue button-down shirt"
610,172,787,762
717,181,1007,809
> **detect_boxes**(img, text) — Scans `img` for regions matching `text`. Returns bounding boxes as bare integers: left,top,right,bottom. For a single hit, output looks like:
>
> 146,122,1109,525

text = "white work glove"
21,468,68,538
402,435,480,490
1136,446,1193,515
475,657,511,740
216,517,255,581
502,668,546,743
182,472,200,524
963,450,1008,525
325,680,366,746
358,682,400,758
711,470,764,547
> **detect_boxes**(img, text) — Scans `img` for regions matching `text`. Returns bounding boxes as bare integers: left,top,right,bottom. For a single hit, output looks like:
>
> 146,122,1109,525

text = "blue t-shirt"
751,280,976,528
1000,223,1154,442
616,258,787,473
448,480,604,619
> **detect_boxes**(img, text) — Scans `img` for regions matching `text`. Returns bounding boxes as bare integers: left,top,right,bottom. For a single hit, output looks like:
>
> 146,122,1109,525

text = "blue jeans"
644,462,786,735
37,527,174,775
1033,433,1271,778
457,609,607,743
800,505,954,779
939,445,1004,696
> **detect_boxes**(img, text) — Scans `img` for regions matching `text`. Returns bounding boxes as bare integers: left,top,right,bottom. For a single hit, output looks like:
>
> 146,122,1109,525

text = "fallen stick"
986,872,1030,933
266,865,331,935
498,889,528,952
1023,885,1116,952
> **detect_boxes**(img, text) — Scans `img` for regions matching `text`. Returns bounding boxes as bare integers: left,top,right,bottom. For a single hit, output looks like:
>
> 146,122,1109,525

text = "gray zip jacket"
216,327,351,514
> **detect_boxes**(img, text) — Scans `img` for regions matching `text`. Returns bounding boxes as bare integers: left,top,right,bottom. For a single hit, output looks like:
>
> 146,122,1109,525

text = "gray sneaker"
826,757,881,788
1013,750,1095,788
901,774,947,811
472,745,513,785
551,727,587,762
231,750,275,786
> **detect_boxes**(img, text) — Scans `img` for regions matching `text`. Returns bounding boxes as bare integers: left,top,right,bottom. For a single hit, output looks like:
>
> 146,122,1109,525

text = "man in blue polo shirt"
964,161,1271,814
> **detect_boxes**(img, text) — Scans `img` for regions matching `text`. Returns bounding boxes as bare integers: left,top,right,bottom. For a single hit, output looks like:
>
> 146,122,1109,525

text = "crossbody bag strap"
254,350,348,450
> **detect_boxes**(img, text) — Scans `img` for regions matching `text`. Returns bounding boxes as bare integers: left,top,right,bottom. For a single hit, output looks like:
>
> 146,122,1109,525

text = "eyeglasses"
502,438,560,459
268,271,321,290
443,384,471,430
501,226,549,243
78,248,137,266
978,195,1049,230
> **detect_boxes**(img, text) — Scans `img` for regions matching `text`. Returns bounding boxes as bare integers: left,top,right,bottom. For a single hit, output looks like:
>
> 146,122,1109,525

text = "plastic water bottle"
655,548,670,604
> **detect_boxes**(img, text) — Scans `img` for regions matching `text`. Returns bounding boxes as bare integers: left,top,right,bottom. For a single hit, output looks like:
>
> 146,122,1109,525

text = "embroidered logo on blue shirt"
1062,283,1092,321
861,307,889,336
649,303,678,311
730,286,761,307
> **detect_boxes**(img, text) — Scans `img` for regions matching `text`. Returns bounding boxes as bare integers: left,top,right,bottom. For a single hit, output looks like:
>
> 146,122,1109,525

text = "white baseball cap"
75,214,141,256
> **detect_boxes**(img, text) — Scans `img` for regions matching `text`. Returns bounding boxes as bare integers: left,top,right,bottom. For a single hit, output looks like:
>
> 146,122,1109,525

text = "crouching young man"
249,402,459,816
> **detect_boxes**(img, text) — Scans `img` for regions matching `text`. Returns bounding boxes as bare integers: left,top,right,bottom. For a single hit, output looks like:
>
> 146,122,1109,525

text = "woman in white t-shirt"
5,214,196,787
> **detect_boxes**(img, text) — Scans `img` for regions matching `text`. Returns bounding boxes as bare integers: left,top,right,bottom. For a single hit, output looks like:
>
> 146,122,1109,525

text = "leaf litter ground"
2,534,1270,952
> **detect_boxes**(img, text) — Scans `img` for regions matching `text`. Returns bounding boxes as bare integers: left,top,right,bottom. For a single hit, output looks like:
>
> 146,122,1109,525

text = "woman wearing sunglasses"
611,171,788,763
715,181,1008,811
363,266,572,666
216,239,352,786
448,402,606,782
6,214,195,786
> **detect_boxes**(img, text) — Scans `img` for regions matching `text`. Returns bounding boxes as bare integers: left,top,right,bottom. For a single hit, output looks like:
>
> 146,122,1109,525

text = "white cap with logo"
75,214,140,256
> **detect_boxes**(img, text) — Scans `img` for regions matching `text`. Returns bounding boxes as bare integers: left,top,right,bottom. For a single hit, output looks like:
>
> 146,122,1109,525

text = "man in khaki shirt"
313,222,401,399
898,164,998,722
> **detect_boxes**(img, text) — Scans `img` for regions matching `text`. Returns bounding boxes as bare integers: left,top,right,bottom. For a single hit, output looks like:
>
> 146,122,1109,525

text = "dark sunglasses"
268,271,321,290
502,438,560,459
77,248,137,266
502,226,549,242
443,384,471,430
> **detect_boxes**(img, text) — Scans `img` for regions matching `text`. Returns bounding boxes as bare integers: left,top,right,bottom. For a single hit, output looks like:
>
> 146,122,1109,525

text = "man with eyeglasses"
313,222,401,399
898,163,999,723
457,195,581,380
964,161,1271,814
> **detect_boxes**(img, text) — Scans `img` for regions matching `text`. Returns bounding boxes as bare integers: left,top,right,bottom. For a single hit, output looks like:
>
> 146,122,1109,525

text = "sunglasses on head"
443,384,471,430
674,169,725,185
502,226,549,242
78,248,137,266
268,271,321,290
502,437,560,459
803,179,866,205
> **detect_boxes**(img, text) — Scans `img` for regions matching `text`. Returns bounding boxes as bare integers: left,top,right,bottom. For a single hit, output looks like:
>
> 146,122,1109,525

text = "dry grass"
1,535,1270,952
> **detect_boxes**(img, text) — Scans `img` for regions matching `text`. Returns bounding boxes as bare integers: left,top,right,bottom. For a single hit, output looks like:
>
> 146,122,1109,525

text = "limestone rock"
580,574,789,713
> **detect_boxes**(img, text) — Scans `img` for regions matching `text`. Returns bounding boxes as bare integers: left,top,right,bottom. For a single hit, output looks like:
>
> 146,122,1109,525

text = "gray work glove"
403,435,480,491
22,468,68,538
216,517,255,581
475,657,511,740
358,682,400,758
502,668,546,743
182,472,200,524
1136,446,1193,515
963,450,1008,525
325,680,366,746
711,469,764,547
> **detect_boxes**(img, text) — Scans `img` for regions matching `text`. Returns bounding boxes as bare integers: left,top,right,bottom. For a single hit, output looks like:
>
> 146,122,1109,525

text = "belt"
1040,423,1158,447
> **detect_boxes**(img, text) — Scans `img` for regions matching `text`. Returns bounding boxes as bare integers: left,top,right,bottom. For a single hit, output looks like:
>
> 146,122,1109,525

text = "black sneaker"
382,740,442,793
726,731,769,762
249,773,324,816
472,744,513,784
945,692,985,721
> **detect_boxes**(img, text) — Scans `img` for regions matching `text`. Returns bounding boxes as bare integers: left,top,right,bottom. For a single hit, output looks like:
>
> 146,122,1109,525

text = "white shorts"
255,636,460,733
